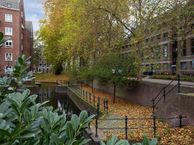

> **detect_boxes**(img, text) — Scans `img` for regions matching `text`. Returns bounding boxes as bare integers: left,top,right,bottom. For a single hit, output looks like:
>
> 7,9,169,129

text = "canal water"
37,83,80,117
35,83,97,145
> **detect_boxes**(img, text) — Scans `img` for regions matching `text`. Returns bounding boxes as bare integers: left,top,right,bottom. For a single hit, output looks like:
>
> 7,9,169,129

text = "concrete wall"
67,88,97,115
89,80,194,125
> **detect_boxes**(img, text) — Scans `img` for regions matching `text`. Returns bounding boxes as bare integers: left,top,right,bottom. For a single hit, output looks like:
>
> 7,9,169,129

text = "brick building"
121,4,194,75
0,0,33,75
24,21,33,58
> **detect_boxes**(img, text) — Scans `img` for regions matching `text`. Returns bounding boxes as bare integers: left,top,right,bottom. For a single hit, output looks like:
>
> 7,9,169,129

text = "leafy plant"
101,136,129,145
0,32,8,47
101,135,158,145
0,89,95,145
0,55,34,101
0,54,95,144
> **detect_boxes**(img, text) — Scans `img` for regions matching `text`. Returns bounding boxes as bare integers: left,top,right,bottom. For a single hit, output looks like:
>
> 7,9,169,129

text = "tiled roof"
0,0,20,9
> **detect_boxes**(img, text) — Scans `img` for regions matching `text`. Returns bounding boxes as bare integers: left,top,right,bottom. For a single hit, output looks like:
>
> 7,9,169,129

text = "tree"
89,0,175,79
164,0,194,75
80,53,137,103
32,37,42,68
39,0,127,73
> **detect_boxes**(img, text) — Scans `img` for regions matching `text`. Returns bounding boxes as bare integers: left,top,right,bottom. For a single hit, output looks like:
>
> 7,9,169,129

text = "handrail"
152,88,164,102
165,84,178,96
153,79,174,102
164,79,174,89
152,76,180,113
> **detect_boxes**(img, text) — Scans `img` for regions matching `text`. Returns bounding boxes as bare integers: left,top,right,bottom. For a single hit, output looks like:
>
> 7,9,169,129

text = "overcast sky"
24,0,45,32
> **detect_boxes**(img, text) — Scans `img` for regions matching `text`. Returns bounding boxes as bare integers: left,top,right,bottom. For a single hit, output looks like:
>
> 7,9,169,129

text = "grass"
151,74,194,82
35,73,69,83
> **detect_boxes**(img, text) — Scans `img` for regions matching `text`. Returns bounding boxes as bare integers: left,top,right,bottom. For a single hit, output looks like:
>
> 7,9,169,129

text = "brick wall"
0,8,21,75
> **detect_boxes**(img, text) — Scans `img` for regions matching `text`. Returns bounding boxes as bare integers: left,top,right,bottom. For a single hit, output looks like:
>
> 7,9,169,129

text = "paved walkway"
143,77,194,88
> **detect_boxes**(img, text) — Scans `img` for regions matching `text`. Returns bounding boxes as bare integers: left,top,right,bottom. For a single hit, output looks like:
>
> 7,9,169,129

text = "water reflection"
37,83,80,117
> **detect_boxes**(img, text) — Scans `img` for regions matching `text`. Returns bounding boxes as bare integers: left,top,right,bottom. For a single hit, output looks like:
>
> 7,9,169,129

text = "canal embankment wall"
87,80,194,125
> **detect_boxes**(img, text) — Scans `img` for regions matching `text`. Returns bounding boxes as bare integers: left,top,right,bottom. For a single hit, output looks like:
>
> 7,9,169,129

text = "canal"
35,83,97,145
37,83,80,116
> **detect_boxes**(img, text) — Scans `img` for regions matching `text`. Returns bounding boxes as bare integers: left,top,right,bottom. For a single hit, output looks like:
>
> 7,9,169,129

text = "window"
163,32,168,41
182,49,186,56
192,60,194,70
181,62,187,70
5,40,13,48
6,3,12,8
5,14,12,22
191,39,194,55
163,44,168,58
5,27,13,36
5,53,13,61
4,3,12,8
4,66,12,74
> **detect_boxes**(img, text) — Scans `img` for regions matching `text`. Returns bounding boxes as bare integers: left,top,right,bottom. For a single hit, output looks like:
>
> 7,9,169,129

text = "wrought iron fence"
67,84,109,114
94,114,186,140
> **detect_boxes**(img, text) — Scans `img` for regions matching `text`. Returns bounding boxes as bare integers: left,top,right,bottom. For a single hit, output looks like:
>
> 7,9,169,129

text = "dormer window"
4,3,12,8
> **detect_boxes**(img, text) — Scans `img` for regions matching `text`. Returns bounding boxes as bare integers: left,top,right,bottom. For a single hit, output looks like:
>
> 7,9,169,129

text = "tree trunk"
92,79,94,93
176,39,183,76
113,82,116,103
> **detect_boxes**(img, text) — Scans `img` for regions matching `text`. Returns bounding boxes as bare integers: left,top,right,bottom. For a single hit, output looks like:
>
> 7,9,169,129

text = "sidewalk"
143,77,194,88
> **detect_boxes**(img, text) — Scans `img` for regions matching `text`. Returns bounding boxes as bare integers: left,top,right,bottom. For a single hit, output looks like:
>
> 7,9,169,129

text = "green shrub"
0,32,8,47
0,89,94,144
53,62,63,75
152,74,194,82
101,135,158,145
0,54,95,145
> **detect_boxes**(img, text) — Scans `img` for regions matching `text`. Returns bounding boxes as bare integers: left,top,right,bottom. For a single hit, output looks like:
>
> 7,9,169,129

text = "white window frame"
4,66,12,74
5,14,13,22
5,27,13,36
163,44,168,58
192,60,194,70
5,40,13,48
5,53,13,61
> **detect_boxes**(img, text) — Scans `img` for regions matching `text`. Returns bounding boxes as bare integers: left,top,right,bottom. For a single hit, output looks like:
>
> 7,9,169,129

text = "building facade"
24,21,33,58
35,55,51,73
0,0,33,75
121,10,194,75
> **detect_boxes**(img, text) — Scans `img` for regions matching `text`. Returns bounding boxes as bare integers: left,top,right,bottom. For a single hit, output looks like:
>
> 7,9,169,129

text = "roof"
0,0,20,9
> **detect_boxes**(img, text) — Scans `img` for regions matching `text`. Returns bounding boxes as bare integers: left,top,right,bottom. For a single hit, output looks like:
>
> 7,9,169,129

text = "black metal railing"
152,75,181,113
95,114,186,140
68,85,109,113
81,89,109,113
